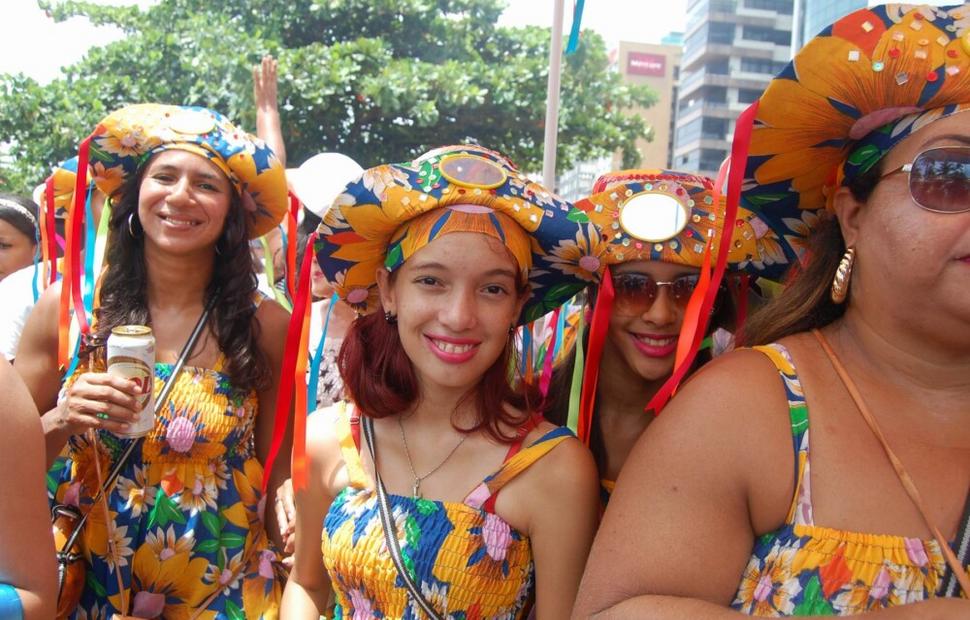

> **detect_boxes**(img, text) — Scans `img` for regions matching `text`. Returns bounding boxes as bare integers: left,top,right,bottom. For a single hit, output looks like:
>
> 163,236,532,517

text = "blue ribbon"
552,302,567,358
519,323,532,376
82,184,96,315
565,0,586,54
306,292,339,413
0,583,23,620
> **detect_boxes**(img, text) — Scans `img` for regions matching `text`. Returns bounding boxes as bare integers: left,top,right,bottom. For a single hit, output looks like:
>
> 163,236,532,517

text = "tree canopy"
0,0,657,192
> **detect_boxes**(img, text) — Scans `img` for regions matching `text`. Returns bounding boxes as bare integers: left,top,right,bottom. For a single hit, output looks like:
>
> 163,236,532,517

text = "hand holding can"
107,325,156,438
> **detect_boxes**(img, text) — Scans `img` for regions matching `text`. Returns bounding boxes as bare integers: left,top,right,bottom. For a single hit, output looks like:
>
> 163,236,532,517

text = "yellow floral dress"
321,403,573,619
52,355,282,619
731,344,967,616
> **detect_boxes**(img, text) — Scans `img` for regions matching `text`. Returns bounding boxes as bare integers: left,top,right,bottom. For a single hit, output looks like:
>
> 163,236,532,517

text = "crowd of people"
0,3,968,619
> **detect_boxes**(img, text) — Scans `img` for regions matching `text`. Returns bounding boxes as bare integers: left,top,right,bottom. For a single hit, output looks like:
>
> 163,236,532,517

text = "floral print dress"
51,357,282,619
321,403,573,619
730,344,966,616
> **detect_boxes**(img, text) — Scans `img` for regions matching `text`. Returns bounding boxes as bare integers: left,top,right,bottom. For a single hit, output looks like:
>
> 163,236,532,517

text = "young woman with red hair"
281,145,602,620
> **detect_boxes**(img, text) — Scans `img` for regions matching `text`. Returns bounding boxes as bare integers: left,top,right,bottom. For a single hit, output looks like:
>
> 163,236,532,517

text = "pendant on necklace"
412,479,422,499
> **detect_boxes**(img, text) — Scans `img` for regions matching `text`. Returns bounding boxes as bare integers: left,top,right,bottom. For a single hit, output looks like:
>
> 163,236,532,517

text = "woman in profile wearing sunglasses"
545,169,778,504
576,4,970,617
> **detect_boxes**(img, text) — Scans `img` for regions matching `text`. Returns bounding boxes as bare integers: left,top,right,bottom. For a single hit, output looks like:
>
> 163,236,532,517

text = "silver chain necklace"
397,414,469,499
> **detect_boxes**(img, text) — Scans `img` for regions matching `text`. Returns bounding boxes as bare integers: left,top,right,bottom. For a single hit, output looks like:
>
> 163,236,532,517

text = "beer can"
107,325,156,438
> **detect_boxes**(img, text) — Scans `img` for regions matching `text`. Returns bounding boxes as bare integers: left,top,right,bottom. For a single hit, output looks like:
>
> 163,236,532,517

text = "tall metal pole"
542,0,565,190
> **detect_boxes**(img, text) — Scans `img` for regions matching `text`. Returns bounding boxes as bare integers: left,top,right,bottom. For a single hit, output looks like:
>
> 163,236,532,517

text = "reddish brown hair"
338,302,542,444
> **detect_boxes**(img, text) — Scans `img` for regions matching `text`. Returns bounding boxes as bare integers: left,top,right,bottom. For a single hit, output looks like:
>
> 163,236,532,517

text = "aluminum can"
107,325,156,438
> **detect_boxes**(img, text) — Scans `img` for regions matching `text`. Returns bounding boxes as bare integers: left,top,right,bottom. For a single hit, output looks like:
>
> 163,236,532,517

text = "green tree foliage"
0,0,656,192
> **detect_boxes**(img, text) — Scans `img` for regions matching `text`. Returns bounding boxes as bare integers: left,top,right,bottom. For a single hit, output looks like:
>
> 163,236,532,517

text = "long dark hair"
737,162,883,347
92,155,270,393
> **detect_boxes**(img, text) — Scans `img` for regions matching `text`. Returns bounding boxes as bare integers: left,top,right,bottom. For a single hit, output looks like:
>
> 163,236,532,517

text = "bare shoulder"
528,420,596,479
306,403,355,494
619,344,798,533
509,419,599,516
0,358,41,439
255,297,290,335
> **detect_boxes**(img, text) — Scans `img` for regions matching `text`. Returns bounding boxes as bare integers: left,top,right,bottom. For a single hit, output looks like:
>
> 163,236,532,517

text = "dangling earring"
127,213,140,238
384,311,397,324
830,247,855,304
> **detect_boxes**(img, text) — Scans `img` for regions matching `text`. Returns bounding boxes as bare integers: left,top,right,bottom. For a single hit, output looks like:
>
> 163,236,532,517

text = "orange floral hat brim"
741,3,970,280
574,169,789,276
88,104,288,239
315,144,603,324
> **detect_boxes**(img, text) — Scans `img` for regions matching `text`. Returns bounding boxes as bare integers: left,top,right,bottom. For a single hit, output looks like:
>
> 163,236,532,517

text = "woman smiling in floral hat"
282,145,601,619
16,104,291,618
577,4,970,617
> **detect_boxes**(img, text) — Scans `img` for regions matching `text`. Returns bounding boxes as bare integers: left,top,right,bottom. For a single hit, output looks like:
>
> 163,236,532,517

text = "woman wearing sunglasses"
281,146,601,619
576,4,970,617
545,169,777,503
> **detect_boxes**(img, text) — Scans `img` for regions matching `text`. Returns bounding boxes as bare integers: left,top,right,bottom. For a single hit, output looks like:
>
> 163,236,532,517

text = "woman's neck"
407,378,478,432
593,341,665,480
595,339,666,421
835,308,970,396
143,242,214,311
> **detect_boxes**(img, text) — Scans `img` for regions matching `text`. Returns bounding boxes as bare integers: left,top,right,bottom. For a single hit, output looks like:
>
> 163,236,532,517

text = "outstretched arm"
254,55,287,168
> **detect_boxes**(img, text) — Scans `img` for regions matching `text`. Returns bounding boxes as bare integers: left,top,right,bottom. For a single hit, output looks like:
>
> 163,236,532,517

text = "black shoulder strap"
362,416,445,620
939,488,970,597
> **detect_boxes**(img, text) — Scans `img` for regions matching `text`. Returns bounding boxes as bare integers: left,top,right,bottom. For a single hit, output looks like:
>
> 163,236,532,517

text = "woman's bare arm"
0,357,57,619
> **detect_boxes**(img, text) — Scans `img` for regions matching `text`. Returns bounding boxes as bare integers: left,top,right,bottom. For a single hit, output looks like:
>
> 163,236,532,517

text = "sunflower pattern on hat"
87,104,288,238
742,3,970,279
315,145,603,324
573,169,786,275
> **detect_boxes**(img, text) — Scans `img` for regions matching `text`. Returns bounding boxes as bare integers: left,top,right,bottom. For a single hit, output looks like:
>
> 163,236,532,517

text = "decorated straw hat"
740,3,970,277
88,104,288,239
575,169,785,274
33,157,90,220
315,144,603,324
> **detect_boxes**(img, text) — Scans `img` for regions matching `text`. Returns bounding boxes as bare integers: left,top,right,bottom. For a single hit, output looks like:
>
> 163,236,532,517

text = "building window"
676,118,703,145
709,22,735,45
737,88,763,103
742,0,793,14
741,25,791,46
740,57,786,74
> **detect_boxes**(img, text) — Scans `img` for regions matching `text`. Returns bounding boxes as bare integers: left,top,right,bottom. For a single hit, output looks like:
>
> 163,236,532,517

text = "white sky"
2,0,686,84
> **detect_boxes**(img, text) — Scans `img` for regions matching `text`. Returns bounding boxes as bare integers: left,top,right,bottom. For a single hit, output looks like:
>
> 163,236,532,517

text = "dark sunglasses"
611,272,700,314
880,146,970,214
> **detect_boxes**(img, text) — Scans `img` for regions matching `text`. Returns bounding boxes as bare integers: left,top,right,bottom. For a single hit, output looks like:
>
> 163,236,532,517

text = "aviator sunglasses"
610,272,701,315
880,146,970,214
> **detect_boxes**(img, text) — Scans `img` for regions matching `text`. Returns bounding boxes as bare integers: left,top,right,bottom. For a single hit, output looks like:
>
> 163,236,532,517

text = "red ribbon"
44,177,58,286
644,100,759,415
285,193,299,302
69,137,92,340
262,231,317,493
577,266,614,445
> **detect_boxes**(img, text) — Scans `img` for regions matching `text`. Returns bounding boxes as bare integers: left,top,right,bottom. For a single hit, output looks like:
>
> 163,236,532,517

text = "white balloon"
287,153,364,218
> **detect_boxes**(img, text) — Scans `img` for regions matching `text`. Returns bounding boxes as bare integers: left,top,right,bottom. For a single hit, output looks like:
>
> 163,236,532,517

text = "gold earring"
830,247,855,304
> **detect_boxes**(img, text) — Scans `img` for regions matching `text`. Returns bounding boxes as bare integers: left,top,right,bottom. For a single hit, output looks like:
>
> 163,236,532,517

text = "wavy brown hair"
90,155,270,393
736,161,884,347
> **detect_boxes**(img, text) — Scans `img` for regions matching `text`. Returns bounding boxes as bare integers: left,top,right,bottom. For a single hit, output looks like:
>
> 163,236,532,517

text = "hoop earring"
830,247,855,304
127,213,140,238
384,311,397,324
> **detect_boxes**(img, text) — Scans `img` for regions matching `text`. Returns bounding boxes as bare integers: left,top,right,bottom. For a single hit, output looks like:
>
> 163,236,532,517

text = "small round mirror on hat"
619,193,690,242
